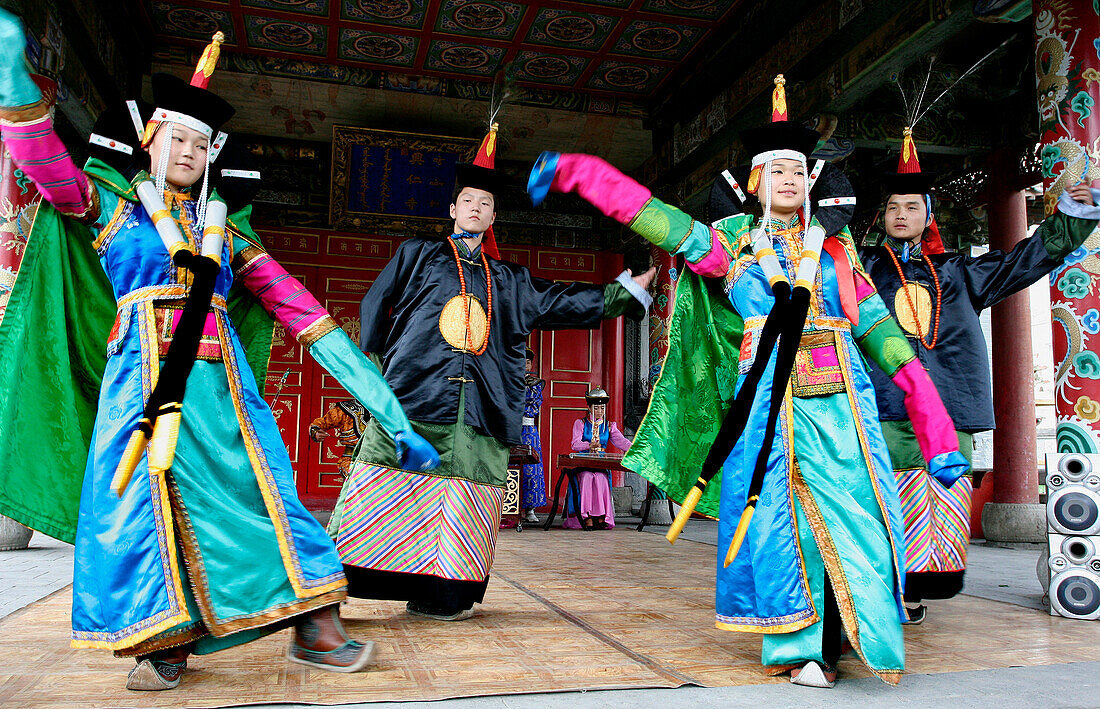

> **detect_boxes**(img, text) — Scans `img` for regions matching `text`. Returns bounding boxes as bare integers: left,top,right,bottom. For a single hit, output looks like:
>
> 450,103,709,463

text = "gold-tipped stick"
723,496,759,567
666,478,706,544
147,409,182,474
112,428,149,497
110,404,182,498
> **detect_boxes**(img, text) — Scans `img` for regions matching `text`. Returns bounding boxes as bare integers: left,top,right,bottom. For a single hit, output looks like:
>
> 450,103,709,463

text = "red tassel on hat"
898,126,920,173
474,123,501,259
898,127,945,254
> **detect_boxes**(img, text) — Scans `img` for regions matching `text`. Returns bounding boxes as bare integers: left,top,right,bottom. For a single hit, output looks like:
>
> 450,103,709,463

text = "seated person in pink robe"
563,387,632,530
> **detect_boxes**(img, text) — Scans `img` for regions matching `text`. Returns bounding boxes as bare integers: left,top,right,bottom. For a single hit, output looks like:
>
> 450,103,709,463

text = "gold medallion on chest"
894,282,932,336
439,294,488,352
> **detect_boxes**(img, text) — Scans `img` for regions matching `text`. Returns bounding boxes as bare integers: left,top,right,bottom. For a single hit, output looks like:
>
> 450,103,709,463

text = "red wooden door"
263,229,395,507
505,247,625,508
261,229,625,510
260,235,314,499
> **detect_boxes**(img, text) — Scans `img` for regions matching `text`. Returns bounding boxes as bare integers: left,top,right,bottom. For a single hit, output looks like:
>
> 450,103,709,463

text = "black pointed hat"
210,138,261,215
147,73,235,141
739,121,821,165
88,100,151,178
454,163,516,201
738,75,820,165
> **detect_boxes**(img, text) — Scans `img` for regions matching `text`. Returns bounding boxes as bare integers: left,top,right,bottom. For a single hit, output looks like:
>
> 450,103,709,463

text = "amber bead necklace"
448,236,493,355
885,241,942,350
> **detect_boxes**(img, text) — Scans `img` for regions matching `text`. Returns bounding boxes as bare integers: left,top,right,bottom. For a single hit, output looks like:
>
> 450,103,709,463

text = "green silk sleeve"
602,281,645,320
851,279,917,378
622,269,743,518
629,197,722,263
1038,209,1097,260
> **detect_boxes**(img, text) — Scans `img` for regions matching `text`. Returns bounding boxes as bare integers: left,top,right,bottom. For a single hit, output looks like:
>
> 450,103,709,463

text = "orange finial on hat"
191,32,226,89
898,126,921,174
748,75,790,192
771,75,788,122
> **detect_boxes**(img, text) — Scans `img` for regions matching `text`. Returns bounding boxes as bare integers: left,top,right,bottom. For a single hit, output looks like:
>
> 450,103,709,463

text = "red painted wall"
261,226,625,510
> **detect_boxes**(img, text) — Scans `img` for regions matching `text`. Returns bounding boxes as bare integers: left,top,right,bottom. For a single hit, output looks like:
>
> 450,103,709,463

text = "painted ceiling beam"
651,0,986,196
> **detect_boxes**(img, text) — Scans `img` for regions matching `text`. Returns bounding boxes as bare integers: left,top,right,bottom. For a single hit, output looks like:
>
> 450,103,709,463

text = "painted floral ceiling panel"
147,0,739,99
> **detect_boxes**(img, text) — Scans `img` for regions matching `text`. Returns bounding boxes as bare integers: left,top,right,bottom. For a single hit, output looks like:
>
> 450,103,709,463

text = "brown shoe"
126,658,185,690
287,638,376,673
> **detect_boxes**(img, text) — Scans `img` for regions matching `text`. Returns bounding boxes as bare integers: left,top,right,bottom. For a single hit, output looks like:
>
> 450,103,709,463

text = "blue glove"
396,430,440,472
928,450,969,488
0,10,42,107
527,151,560,207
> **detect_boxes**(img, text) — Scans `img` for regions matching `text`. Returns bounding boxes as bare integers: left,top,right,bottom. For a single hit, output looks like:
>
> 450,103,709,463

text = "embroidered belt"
153,302,223,361
791,329,845,398
107,285,228,360
115,284,228,313
743,315,851,332
521,416,536,427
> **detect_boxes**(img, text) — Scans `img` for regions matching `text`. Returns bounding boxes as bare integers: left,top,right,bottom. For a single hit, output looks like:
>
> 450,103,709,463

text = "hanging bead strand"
448,238,493,355
885,244,942,350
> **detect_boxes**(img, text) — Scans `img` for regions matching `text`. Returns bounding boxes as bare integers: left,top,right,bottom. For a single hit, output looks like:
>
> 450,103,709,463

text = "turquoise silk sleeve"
307,328,412,439
0,10,42,108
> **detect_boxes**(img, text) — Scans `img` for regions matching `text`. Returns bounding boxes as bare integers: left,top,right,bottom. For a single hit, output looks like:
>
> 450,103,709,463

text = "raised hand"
0,9,41,108
1067,182,1096,206
396,430,441,472
629,266,657,291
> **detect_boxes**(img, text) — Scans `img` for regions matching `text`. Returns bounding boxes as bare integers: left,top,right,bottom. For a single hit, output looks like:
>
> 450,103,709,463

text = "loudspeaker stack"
1045,453,1100,620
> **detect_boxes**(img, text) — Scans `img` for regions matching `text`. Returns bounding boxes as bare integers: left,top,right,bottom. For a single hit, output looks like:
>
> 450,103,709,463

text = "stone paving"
0,531,73,619
0,519,1095,708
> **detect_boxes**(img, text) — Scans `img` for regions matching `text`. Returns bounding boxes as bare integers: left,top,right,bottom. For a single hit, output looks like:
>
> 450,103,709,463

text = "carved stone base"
0,514,32,551
981,502,1046,543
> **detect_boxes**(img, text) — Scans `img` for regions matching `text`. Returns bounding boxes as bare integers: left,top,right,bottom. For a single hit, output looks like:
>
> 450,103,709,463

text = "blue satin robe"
70,185,344,654
711,217,908,682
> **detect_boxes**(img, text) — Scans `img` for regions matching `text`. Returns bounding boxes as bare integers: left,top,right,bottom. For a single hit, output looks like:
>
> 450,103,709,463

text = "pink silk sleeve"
608,422,632,453
892,359,960,459
854,271,876,301
234,246,335,346
551,153,652,226
0,106,95,220
571,419,589,452
547,152,729,276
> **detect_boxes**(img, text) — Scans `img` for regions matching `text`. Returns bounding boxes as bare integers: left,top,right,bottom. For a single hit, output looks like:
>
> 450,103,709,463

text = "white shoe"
790,661,835,689
525,510,540,523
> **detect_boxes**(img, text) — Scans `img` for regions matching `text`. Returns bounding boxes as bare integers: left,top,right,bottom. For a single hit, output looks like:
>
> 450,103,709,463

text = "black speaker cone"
1053,491,1099,533
1055,573,1100,616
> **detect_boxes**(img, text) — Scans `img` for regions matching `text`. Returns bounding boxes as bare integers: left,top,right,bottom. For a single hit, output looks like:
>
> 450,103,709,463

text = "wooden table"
543,453,626,530
544,452,675,531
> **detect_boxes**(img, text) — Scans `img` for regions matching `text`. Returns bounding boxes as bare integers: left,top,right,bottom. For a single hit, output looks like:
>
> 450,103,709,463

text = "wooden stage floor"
1,526,1096,708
